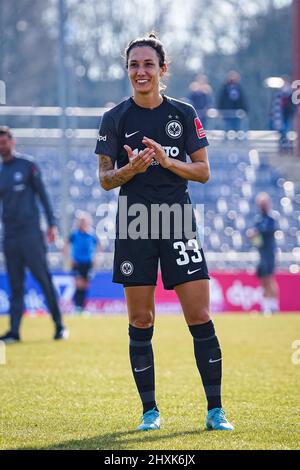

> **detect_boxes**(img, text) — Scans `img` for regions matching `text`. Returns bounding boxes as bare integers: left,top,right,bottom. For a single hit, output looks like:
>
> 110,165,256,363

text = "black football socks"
129,324,158,414
73,288,86,309
189,320,222,411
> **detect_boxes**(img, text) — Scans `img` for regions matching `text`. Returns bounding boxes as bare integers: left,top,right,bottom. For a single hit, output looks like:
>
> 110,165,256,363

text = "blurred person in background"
0,126,68,343
187,74,213,129
65,211,97,314
269,75,296,151
247,192,279,315
218,71,248,132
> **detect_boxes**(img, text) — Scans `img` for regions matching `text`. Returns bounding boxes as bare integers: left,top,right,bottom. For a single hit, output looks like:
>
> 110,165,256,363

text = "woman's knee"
129,310,155,328
185,307,211,326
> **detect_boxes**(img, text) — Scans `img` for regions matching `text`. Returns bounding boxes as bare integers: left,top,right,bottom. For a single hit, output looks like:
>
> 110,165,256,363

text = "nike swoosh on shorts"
187,268,202,275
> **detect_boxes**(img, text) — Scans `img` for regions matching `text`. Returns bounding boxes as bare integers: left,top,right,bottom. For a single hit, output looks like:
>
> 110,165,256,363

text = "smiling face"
127,46,167,96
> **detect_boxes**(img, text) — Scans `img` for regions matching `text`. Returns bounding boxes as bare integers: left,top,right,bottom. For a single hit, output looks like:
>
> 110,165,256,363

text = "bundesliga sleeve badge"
194,117,206,139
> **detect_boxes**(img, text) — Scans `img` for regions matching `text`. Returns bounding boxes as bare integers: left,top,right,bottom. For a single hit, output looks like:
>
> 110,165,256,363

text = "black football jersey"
95,95,209,208
0,153,55,238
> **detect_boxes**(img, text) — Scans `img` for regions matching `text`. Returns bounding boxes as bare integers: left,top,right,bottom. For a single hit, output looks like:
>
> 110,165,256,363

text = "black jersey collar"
130,94,166,111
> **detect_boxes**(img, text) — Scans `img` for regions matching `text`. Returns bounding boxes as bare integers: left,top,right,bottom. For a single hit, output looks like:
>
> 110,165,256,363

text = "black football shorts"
113,234,210,290
72,261,93,280
256,256,275,278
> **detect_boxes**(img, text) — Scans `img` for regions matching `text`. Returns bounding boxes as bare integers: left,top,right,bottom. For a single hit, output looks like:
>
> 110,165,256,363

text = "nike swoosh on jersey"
187,268,202,275
125,131,140,138
134,365,152,373
209,358,222,363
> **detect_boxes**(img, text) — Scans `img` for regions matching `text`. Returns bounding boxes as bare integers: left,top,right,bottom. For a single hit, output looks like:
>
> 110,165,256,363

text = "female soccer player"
95,33,233,431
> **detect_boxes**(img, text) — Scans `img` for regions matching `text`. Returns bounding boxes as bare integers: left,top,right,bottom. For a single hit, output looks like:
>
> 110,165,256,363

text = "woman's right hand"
124,145,155,174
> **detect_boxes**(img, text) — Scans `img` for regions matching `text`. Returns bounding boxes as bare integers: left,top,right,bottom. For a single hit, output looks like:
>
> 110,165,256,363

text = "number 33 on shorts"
173,239,203,266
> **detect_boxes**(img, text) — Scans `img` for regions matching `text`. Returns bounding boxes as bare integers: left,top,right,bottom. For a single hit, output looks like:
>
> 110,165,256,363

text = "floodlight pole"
58,0,70,240
294,0,300,157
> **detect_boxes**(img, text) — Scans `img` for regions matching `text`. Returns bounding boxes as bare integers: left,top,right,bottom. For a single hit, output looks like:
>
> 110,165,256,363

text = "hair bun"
148,32,158,39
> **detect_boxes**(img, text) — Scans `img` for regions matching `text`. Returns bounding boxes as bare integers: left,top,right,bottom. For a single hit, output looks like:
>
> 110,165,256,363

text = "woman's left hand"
142,136,173,169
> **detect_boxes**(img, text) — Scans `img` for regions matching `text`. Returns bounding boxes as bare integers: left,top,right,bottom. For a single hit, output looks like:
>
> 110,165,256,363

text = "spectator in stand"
270,75,296,151
187,74,213,129
218,71,248,132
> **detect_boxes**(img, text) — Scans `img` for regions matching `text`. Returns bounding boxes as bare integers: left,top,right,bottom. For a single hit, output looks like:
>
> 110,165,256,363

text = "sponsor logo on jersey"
120,261,134,276
165,120,183,139
14,172,23,182
132,146,179,159
163,146,179,157
97,134,107,141
194,117,206,139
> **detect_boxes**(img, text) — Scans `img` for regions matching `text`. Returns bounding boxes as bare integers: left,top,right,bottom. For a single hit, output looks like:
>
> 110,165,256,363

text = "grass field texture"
0,314,300,450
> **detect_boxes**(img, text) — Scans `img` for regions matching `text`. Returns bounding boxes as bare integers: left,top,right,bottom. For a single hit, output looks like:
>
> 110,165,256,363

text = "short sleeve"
95,112,118,164
185,106,209,156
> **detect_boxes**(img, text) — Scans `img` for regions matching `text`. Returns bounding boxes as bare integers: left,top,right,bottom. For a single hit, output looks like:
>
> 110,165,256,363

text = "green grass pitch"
0,314,300,450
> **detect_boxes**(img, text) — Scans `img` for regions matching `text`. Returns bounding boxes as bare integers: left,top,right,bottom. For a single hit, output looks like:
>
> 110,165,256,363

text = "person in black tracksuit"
0,126,68,343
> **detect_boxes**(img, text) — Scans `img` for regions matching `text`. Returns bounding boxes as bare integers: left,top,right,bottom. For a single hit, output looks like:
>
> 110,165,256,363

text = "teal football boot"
206,408,234,431
137,408,160,431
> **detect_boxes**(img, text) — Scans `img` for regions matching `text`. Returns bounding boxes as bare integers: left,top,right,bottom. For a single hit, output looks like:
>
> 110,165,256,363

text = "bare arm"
142,137,210,183
167,147,210,183
98,146,155,191
98,155,135,191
